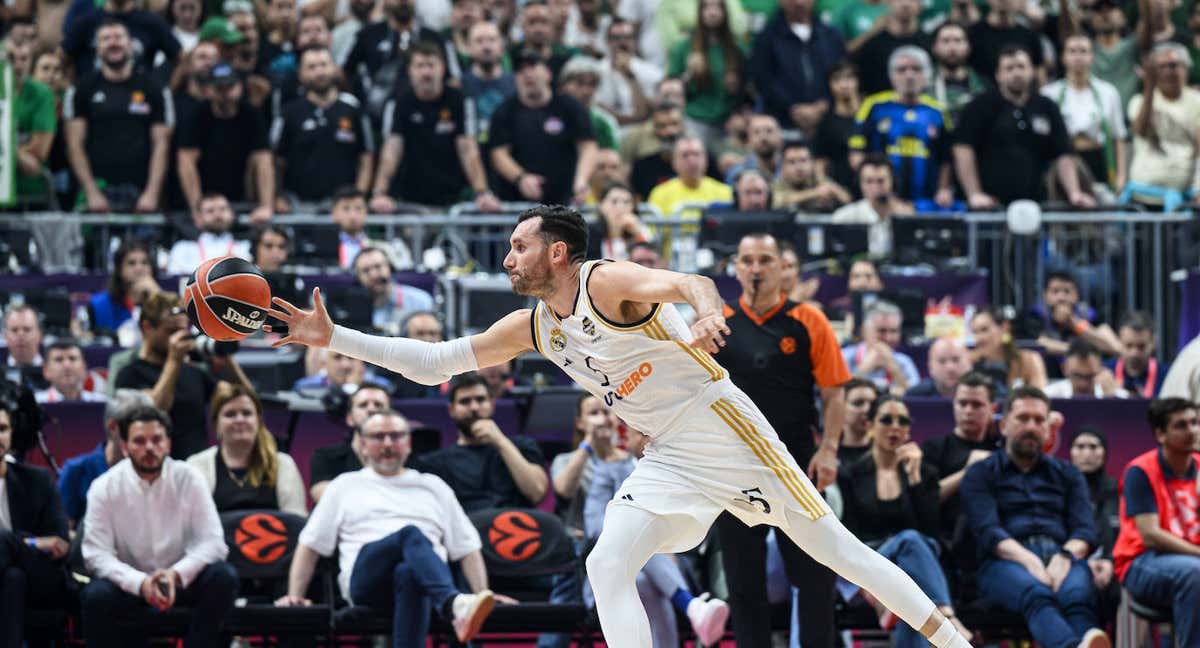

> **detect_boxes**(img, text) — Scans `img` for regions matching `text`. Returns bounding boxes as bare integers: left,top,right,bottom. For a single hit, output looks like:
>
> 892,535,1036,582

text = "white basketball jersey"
530,260,728,437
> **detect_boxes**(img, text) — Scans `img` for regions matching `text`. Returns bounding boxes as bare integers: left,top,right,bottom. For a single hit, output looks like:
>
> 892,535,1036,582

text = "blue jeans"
977,539,1097,648
875,530,952,648
81,561,239,648
349,526,460,648
1122,551,1200,647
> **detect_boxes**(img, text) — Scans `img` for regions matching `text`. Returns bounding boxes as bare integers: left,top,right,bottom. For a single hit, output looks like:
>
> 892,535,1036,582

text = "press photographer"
113,292,253,460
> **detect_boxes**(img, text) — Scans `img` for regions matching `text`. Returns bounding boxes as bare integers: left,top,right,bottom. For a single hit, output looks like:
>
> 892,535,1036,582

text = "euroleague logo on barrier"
488,512,542,561
234,513,290,564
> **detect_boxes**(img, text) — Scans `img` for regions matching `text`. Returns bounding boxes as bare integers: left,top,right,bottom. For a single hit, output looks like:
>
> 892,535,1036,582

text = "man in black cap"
176,61,275,222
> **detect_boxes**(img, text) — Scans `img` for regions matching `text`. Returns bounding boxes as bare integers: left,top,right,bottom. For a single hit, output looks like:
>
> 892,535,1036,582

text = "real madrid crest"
550,328,567,352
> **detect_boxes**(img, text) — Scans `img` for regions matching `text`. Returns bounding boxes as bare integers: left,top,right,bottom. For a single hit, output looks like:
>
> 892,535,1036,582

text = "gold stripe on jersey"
530,304,544,354
712,399,826,519
642,320,724,382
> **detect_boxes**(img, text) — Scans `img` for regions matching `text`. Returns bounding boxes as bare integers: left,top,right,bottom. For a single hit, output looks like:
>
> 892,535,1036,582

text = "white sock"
929,618,969,648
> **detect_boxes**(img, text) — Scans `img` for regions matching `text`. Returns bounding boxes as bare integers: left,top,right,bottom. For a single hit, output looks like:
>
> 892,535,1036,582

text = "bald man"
907,337,971,398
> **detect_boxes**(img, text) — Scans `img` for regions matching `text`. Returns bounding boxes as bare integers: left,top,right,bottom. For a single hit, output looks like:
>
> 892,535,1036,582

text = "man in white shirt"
1044,339,1129,399
81,406,237,648
832,153,914,259
36,339,106,403
594,19,661,133
166,193,252,275
275,409,497,646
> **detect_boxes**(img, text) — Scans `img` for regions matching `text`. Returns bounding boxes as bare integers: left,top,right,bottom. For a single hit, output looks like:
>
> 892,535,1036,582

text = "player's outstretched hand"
690,315,731,354
266,287,335,349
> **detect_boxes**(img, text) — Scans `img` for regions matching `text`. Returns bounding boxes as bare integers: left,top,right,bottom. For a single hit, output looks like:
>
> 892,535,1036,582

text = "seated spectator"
352,246,436,336
166,192,253,275
62,0,181,78
89,239,158,340
839,395,969,644
969,306,1048,392
841,299,919,394
558,56,620,151
342,0,446,127
730,168,772,211
646,135,732,261
273,47,374,209
294,348,393,397
831,257,885,337
594,19,662,131
65,20,172,213
1126,43,1200,208
81,406,238,648
186,382,306,516
773,140,851,211
1069,426,1119,564
723,114,781,186
476,361,517,400
251,223,291,274
850,46,952,207
961,386,1109,648
372,42,497,211
812,60,861,194
507,0,576,80
551,394,628,538
965,0,1042,80
333,188,396,270
309,382,391,502
409,373,548,512
1107,311,1165,398
1113,397,1200,647
57,389,153,528
839,378,880,464
489,50,597,204
460,21,516,144
907,337,970,398
1026,271,1122,358
389,311,447,398
0,402,74,644
625,100,687,198
778,241,821,305
851,0,929,96
750,0,847,137
583,148,628,205
587,182,650,261
275,409,498,645
1045,339,1129,399
953,46,1094,210
3,304,48,390
176,61,274,222
928,21,985,127
8,40,57,206
36,339,105,403
1040,35,1128,193
832,153,913,258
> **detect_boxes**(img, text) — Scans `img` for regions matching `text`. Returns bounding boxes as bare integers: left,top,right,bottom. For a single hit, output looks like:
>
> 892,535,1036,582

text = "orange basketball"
183,256,272,341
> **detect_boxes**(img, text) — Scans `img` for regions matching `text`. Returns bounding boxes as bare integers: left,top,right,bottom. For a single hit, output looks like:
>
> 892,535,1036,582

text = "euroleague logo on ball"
488,511,541,562
234,513,290,564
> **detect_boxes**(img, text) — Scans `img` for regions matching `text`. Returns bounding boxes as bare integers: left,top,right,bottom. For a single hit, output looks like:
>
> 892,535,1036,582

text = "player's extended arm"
268,288,533,384
588,261,730,353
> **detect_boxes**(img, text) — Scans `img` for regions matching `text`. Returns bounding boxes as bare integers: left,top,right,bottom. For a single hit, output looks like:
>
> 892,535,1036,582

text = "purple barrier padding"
712,271,989,307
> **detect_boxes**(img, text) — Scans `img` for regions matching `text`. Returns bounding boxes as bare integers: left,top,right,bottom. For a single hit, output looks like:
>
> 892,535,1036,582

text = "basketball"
183,256,272,341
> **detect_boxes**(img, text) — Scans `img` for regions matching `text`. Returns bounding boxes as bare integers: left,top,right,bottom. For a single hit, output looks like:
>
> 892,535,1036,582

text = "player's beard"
509,258,553,297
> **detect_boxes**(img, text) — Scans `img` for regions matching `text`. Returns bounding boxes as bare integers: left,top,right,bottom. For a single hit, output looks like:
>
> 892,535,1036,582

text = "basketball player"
267,205,971,648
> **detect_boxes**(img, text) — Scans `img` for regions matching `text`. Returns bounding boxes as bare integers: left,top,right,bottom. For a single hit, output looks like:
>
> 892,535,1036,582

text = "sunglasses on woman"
877,415,912,427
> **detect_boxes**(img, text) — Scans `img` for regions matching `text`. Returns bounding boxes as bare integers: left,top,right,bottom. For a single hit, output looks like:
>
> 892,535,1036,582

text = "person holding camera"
114,292,254,460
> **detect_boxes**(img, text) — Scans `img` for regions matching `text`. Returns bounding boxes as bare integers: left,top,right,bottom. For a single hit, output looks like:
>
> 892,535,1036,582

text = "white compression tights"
587,504,969,648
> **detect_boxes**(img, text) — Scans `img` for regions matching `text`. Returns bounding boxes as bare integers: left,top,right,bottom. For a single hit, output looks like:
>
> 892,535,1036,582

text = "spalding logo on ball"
184,256,272,341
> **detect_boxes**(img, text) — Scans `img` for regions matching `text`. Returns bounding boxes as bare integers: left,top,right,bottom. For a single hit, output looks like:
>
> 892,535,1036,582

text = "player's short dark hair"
1119,310,1154,333
1065,338,1100,362
332,186,366,205
118,405,171,441
1147,397,1196,435
448,372,490,403
843,378,879,398
955,371,996,401
1044,270,1078,291
1002,384,1049,415
518,205,589,265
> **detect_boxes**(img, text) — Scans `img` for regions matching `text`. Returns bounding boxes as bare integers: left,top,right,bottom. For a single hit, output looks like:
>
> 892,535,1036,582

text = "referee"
713,232,850,648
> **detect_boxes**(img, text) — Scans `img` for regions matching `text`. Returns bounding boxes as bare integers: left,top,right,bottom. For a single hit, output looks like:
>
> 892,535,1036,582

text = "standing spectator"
561,0,609,56
907,337,971,398
812,60,861,193
1040,35,1129,192
62,0,182,77
1088,1,1140,107
56,389,153,528
80,407,237,647
186,382,306,516
839,378,880,464
594,19,661,130
1044,339,1129,399
308,382,391,502
507,1,575,80
2,305,46,391
275,410,498,646
259,0,300,87
961,386,1109,648
165,193,252,275
352,247,436,336
558,57,620,151
731,169,771,211
176,62,274,221
1107,311,1165,398
65,20,172,213
966,0,1043,80
852,0,930,96
751,0,847,137
969,306,1048,391
265,14,335,113
929,21,985,127
849,46,952,206
1112,397,1200,647
723,114,781,185
36,340,105,403
488,51,596,204
460,21,515,145
773,140,851,211
841,299,920,394
832,153,914,258
371,42,496,210
953,46,1095,210
409,372,548,511
667,0,748,146
343,0,446,125
1126,43,1200,208
624,100,686,197
170,43,221,205
330,0,375,64
166,0,203,54
830,0,886,47
647,136,732,220
1028,271,1123,357
587,182,651,261
9,41,57,206
273,47,374,208
583,148,628,205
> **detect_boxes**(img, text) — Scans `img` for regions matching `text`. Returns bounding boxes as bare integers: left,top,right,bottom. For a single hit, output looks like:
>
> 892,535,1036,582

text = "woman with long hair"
88,239,158,338
550,393,633,538
667,0,748,144
970,307,1047,391
586,182,652,261
187,382,307,516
